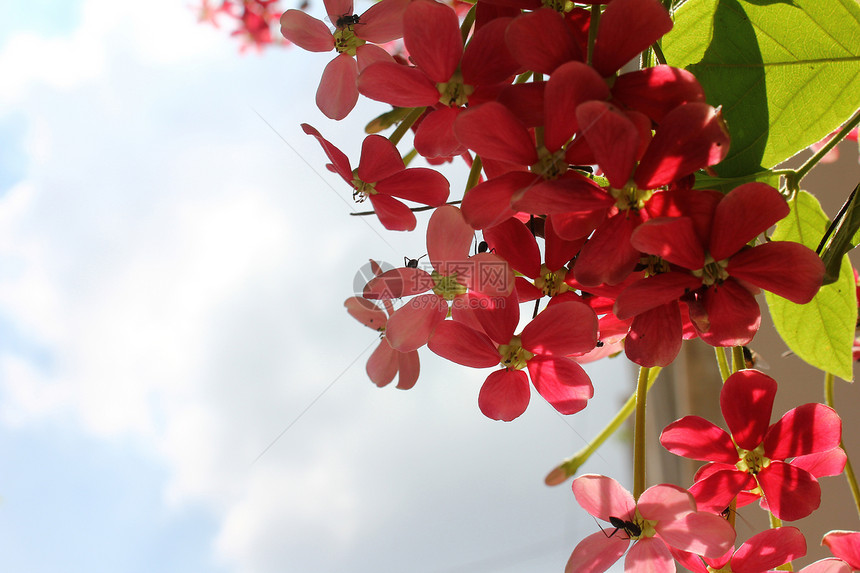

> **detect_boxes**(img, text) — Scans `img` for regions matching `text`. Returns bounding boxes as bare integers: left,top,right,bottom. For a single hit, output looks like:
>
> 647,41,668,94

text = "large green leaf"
663,0,860,178
765,191,856,380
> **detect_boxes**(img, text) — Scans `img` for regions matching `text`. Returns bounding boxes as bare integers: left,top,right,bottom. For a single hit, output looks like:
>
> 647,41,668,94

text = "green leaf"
765,191,856,380
663,0,860,178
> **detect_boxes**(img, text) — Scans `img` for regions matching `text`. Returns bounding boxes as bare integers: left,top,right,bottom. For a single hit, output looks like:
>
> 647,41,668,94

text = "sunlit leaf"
765,191,856,381
664,0,860,177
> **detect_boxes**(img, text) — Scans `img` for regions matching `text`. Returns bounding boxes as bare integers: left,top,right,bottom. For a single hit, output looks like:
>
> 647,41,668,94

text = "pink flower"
302,124,450,230
428,292,598,421
660,369,842,521
280,0,409,118
673,526,806,573
567,474,735,573
823,531,860,570
345,292,419,390
364,205,514,351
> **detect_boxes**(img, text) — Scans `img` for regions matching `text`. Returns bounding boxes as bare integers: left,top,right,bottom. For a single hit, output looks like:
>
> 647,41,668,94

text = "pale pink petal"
355,43,394,71
344,296,388,330
625,537,674,573
565,531,629,573
572,474,636,522
800,558,853,573
657,511,736,559
637,483,695,522
823,531,860,570
385,294,448,351
323,0,352,24
364,268,434,299
316,53,359,120
478,368,530,421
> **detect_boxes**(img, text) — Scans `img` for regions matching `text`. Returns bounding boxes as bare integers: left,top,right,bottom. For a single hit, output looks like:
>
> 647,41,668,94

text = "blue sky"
0,2,632,572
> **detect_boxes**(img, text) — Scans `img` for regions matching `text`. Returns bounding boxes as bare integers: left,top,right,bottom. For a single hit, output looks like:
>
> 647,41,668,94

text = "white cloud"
0,2,633,573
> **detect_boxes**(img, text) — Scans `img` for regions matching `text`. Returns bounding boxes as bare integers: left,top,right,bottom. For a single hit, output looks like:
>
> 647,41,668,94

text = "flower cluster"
198,0,287,50
246,0,858,570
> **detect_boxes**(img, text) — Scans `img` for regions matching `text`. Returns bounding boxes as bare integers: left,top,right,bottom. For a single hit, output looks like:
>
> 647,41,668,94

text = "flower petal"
757,461,820,521
366,339,398,386
614,272,702,319
638,483,696,522
367,193,416,231
279,10,334,52
344,296,388,329
428,320,500,367
505,8,582,75
731,527,806,573
823,531,860,569
688,467,752,513
316,53,359,120
592,0,672,77
454,101,538,165
661,416,738,463
385,294,448,351
527,356,593,415
396,350,420,390
483,217,542,278
357,62,439,107
521,301,598,355
478,368,530,421
727,241,824,304
376,167,451,206
565,531,629,573
544,61,609,152
358,134,404,182
791,448,847,478
763,403,842,460
624,302,683,367
694,280,760,347
631,217,706,270
709,182,790,260
657,511,736,558
721,369,777,451
572,474,637,522
427,205,474,268
625,537,674,573
577,101,640,188
357,0,409,44
461,171,536,230
403,0,462,83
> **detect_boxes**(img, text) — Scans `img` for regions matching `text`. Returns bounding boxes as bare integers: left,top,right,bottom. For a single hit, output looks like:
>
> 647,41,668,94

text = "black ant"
595,341,605,348
404,254,426,268
591,515,641,539
474,239,494,255
335,13,361,28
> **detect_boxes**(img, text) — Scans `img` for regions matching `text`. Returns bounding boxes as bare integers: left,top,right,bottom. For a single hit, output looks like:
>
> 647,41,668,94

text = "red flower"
428,292,597,421
302,124,449,230
281,0,409,118
614,183,825,365
660,369,842,521
673,527,806,573
823,531,860,570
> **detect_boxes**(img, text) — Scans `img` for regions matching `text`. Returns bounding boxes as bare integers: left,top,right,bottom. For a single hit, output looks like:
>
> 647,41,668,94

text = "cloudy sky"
0,2,633,572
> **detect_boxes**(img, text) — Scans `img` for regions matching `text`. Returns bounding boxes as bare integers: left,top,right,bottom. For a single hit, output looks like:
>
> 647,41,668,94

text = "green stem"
465,155,483,193
794,109,860,183
586,4,600,67
731,346,745,373
633,366,651,500
714,347,730,382
651,42,667,66
389,107,426,147
402,148,418,167
545,367,662,485
824,372,860,519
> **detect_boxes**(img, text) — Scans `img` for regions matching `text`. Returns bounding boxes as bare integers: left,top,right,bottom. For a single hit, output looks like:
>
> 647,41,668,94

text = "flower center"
736,444,770,475
498,336,534,370
333,27,365,56
642,254,671,278
693,253,730,286
611,182,653,211
437,71,474,107
530,145,567,180
431,271,468,300
351,173,376,202
541,0,575,12
534,265,570,297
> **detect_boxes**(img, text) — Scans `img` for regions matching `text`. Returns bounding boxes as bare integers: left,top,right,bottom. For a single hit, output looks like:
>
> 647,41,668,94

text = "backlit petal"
527,356,593,415
572,474,637,522
721,369,777,450
478,368,530,421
